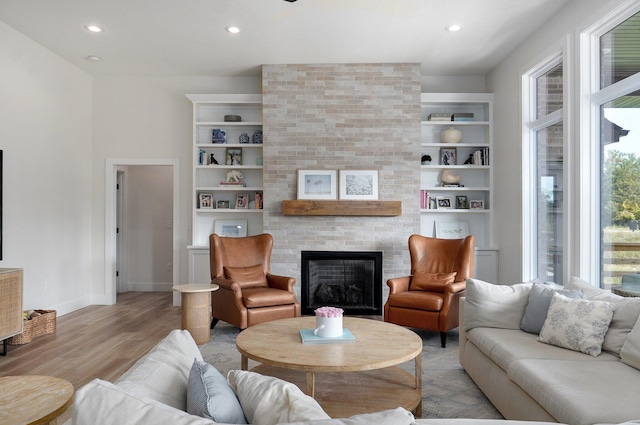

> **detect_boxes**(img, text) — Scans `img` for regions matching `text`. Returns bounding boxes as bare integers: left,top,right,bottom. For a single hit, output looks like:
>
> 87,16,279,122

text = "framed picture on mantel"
339,170,378,200
297,170,337,200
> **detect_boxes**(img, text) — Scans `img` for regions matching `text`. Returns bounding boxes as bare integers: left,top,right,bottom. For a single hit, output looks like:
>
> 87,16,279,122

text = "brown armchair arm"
266,273,296,292
387,276,411,294
212,276,239,292
447,280,466,294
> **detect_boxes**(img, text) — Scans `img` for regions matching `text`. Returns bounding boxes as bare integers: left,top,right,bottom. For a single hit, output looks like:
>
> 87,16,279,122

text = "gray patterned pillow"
538,293,615,357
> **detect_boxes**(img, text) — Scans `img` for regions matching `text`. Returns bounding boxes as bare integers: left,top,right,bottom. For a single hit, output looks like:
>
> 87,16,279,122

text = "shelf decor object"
440,127,462,143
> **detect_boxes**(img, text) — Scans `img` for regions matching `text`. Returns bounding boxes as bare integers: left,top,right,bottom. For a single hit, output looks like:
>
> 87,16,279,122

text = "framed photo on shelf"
470,200,485,209
216,200,230,209
225,148,242,165
440,148,457,165
198,193,213,209
436,196,452,209
254,192,263,209
434,220,469,239
235,193,249,209
297,170,337,200
456,195,468,209
214,219,247,238
339,170,378,200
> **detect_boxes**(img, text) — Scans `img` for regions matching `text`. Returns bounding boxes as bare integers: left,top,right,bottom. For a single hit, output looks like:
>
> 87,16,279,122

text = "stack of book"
219,181,245,187
420,190,430,209
453,113,474,121
427,113,452,121
471,148,490,165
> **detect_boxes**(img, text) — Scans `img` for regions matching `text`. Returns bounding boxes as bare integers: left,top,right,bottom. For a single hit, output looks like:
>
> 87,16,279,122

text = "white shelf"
195,165,263,170
421,143,490,148
421,121,490,126
196,143,263,148
196,209,263,214
196,121,263,126
420,209,490,214
421,165,489,170
423,186,490,191
196,186,264,191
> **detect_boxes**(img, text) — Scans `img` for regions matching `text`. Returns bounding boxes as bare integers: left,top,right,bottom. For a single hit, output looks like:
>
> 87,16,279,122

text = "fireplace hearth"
301,251,382,316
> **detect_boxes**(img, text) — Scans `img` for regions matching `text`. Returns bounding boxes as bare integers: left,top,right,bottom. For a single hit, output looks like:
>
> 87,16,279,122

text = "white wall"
485,0,629,283
0,20,93,314
91,76,260,303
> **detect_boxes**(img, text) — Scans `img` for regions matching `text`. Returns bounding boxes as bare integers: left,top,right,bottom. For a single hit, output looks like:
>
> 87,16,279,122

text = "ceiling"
0,0,571,78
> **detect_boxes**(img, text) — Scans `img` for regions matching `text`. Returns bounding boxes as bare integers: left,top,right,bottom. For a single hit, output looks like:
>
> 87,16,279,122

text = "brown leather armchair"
384,234,474,347
209,233,300,329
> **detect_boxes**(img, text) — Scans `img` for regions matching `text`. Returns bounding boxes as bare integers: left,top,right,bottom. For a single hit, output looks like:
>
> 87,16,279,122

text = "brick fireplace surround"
262,63,421,304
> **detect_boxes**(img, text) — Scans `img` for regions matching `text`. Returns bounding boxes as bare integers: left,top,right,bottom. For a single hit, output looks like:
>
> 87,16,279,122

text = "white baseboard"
50,295,93,317
125,282,173,292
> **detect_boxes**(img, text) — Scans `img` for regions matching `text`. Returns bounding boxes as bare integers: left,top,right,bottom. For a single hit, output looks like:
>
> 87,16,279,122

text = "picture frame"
436,196,452,209
225,147,242,165
216,200,230,209
214,219,247,238
434,220,470,239
470,200,485,209
440,147,457,165
198,193,213,209
235,193,249,209
297,170,337,200
254,192,263,209
339,170,379,200
456,195,469,209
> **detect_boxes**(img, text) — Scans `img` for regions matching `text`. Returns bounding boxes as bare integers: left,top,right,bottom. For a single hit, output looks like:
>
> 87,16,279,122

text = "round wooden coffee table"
172,283,219,344
0,375,74,424
235,316,422,418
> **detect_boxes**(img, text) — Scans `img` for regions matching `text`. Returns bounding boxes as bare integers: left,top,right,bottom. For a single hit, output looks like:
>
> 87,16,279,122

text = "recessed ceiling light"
85,55,102,62
85,24,104,33
225,26,240,34
445,24,462,32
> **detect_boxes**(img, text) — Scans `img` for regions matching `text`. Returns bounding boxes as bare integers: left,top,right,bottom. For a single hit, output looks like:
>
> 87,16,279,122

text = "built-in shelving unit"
420,93,495,249
186,94,264,283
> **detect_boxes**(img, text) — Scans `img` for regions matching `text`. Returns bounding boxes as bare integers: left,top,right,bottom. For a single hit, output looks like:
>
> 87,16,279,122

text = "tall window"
523,59,565,284
597,10,640,289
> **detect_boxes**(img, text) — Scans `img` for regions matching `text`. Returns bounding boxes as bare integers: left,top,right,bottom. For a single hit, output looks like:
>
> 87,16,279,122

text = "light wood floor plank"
0,292,182,423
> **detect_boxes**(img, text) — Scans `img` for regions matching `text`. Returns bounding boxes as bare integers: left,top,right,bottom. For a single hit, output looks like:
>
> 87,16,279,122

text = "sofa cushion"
508,358,640,425
224,264,268,288
187,360,246,423
520,283,583,335
285,407,415,425
241,287,297,308
621,315,640,370
538,293,614,356
465,327,618,373
410,271,457,292
74,378,217,425
228,370,331,425
464,279,532,331
604,298,640,355
116,329,203,411
387,290,444,312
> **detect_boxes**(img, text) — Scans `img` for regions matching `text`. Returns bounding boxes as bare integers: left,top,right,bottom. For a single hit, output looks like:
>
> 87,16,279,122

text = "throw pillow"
224,264,268,288
187,359,246,424
410,271,457,291
538,292,615,356
520,283,583,334
603,298,640,355
464,278,533,331
620,314,640,370
228,370,330,425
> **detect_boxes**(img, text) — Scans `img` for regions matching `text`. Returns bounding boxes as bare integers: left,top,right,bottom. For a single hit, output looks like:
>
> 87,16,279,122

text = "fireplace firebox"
301,251,382,316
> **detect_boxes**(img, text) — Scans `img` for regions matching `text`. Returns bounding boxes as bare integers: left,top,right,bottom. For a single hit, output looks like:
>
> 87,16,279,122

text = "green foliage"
603,150,640,225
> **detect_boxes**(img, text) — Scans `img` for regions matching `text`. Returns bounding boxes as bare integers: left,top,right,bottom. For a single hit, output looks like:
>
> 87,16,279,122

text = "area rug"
200,322,502,420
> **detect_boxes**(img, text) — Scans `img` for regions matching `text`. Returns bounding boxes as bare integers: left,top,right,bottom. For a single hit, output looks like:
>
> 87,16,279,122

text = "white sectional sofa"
459,277,640,425
71,328,560,425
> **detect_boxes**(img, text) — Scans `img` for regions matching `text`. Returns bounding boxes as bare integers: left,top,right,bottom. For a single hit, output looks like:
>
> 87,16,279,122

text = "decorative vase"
252,130,263,144
313,307,343,338
239,133,250,144
440,127,462,144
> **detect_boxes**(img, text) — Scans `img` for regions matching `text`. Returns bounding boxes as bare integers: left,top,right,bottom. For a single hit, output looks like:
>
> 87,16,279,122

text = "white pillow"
284,407,415,425
464,279,533,331
74,378,216,425
538,293,615,357
116,329,203,411
620,314,640,370
228,370,330,425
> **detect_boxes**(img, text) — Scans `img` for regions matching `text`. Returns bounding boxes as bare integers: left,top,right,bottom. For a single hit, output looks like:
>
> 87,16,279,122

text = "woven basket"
8,310,57,345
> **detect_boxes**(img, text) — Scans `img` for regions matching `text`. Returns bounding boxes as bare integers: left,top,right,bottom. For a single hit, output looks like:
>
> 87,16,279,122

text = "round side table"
172,283,219,344
0,375,74,425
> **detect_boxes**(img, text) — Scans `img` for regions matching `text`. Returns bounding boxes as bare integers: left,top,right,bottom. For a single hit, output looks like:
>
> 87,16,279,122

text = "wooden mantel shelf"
282,200,402,216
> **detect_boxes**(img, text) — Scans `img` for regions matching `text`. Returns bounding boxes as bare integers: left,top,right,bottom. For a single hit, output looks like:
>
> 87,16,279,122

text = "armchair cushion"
387,291,444,312
242,287,297,308
410,272,457,292
224,264,268,289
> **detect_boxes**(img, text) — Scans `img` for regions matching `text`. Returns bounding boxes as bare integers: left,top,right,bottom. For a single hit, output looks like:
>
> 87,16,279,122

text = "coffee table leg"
415,353,423,417
241,355,248,371
306,371,315,398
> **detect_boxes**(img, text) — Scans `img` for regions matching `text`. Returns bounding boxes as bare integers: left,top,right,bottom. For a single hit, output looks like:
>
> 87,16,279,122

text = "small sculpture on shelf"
441,169,461,184
226,170,244,183
464,154,474,165
421,154,432,165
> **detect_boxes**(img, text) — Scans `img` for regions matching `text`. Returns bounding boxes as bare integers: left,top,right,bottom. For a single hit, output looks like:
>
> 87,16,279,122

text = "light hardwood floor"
0,292,182,423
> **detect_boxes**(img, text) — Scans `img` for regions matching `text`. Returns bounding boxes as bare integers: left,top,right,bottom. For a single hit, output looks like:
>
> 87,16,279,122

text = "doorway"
105,159,180,305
